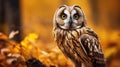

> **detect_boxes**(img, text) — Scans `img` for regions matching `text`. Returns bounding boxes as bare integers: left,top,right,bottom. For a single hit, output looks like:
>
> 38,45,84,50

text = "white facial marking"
60,10,70,29
71,10,78,24
64,10,70,23
64,10,69,15
72,10,77,16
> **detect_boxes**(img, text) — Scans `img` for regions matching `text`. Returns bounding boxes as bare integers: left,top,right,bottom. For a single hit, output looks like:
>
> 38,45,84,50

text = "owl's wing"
79,30,106,67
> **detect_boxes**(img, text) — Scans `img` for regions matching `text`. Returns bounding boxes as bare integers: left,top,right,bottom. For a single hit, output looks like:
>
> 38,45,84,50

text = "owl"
53,5,106,67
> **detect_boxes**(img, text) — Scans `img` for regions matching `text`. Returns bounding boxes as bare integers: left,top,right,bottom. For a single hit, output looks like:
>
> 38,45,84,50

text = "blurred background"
0,0,120,67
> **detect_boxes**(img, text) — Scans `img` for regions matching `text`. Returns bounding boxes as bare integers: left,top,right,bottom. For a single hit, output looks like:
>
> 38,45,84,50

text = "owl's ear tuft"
74,5,81,9
59,5,67,9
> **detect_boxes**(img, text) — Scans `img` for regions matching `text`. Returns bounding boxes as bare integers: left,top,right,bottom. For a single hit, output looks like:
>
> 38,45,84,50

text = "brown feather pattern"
53,26,106,67
53,5,106,67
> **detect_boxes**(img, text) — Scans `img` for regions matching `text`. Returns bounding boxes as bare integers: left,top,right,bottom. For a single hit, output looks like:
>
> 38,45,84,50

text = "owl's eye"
61,14,67,20
73,14,79,20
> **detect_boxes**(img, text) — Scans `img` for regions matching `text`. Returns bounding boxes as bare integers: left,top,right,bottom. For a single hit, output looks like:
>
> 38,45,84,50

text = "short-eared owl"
53,5,106,67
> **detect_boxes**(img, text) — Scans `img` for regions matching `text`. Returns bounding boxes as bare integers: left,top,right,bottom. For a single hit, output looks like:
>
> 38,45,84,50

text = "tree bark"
3,0,22,42
0,0,5,32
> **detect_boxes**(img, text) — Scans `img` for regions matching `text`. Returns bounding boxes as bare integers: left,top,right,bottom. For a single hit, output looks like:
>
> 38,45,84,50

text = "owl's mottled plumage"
53,5,106,67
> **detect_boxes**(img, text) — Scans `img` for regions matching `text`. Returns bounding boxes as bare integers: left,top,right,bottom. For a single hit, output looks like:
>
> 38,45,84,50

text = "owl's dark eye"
60,14,67,20
73,14,79,20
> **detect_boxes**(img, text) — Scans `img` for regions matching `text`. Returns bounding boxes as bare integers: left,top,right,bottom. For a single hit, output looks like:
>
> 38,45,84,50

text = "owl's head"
53,5,86,30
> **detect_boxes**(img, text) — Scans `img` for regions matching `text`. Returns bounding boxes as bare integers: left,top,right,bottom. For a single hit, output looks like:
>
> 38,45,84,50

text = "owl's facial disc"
56,5,85,30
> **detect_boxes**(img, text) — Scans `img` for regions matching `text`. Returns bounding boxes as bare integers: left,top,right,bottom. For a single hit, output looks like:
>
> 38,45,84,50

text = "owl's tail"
74,61,106,67
74,63,82,67
93,60,106,67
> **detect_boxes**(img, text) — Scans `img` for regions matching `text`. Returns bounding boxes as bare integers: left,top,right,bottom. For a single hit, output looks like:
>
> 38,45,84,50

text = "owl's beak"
69,18,73,28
